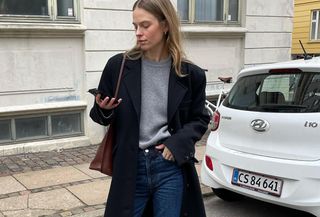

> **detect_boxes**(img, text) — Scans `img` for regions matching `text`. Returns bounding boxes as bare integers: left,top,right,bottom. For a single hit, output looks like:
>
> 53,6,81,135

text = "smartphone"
88,88,119,103
88,88,106,99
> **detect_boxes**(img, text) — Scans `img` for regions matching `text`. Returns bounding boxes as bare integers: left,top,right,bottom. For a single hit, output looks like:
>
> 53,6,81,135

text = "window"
16,116,48,139
224,72,320,113
51,113,81,136
0,0,79,23
177,0,240,24
0,120,11,142
0,112,83,145
311,10,320,40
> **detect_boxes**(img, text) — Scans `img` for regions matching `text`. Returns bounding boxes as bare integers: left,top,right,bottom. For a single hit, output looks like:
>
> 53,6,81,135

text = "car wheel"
212,188,244,202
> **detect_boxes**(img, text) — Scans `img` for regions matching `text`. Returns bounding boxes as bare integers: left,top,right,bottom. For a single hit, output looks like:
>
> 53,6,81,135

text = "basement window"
0,111,84,145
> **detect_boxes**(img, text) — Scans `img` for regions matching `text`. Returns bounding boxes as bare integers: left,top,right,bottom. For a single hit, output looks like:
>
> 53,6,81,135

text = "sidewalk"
0,132,211,217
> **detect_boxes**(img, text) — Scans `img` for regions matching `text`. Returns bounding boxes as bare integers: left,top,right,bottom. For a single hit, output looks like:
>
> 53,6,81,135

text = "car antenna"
299,40,312,60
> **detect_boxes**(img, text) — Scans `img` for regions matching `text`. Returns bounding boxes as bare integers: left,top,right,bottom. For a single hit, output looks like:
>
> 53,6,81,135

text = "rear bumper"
201,134,320,216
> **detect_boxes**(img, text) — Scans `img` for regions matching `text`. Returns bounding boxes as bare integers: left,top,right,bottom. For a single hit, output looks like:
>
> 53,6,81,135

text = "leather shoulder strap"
114,54,126,98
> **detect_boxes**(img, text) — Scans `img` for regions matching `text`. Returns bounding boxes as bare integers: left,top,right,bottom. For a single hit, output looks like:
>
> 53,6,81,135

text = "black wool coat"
90,53,210,217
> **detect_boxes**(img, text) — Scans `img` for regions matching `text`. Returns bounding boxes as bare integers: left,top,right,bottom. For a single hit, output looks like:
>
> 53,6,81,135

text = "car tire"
212,188,244,202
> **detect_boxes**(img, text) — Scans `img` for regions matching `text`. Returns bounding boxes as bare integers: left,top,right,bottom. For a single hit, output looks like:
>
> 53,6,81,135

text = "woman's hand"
96,94,122,110
155,144,175,161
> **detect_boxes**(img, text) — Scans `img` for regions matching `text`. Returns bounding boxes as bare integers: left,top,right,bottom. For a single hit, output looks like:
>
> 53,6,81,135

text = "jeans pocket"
158,153,176,164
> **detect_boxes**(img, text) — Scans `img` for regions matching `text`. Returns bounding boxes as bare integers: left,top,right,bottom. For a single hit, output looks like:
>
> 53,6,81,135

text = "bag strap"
114,54,126,99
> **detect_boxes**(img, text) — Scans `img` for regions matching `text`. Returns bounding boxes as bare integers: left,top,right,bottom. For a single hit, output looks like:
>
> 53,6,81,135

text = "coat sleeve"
164,65,210,166
89,54,123,126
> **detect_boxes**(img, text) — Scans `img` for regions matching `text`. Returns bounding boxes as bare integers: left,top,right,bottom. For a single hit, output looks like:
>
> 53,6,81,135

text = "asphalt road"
204,195,316,217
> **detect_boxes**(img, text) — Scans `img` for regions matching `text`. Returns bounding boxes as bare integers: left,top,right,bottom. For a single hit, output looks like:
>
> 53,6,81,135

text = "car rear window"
224,72,320,113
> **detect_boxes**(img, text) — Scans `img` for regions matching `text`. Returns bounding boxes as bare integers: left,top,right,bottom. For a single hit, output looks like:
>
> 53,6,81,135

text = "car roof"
238,57,320,78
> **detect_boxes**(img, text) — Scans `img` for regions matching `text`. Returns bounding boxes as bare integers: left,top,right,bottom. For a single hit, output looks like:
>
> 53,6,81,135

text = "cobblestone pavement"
0,131,210,217
0,145,99,177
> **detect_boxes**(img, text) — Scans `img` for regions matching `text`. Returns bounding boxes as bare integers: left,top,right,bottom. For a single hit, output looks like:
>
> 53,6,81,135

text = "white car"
201,57,320,216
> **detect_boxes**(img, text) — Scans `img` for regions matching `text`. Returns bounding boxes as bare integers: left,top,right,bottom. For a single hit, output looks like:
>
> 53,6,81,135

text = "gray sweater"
139,56,172,149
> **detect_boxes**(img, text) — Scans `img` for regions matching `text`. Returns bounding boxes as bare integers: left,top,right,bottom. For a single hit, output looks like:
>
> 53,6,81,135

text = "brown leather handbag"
89,54,126,176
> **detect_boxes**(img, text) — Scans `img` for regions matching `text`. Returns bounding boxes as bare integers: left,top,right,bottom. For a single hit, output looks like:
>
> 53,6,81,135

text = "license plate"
231,168,283,197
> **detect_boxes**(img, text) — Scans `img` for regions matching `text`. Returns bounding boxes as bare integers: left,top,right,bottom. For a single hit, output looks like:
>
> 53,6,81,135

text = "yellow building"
292,0,320,57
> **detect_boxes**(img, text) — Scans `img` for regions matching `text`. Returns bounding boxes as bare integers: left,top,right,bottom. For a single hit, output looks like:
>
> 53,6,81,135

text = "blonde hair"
127,0,186,76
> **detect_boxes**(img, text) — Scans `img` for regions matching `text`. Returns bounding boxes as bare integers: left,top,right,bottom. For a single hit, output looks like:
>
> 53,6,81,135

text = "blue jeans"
133,147,183,217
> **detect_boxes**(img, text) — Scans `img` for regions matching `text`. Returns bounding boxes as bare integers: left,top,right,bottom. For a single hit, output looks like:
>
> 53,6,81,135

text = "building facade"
292,0,320,58
0,0,293,154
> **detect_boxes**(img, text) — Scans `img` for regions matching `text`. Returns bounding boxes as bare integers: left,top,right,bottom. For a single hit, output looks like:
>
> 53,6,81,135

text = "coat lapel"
122,58,141,122
168,67,188,123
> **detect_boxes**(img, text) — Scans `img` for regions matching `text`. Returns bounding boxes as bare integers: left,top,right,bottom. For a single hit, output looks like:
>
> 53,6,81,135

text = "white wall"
183,35,244,95
0,37,84,107
0,24,88,154
244,0,293,67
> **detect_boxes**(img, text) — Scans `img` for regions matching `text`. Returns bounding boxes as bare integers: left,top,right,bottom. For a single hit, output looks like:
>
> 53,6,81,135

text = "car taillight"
211,111,220,131
205,155,214,171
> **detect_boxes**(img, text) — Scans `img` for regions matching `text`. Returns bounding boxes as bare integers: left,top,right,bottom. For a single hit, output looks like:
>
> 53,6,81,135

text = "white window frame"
0,0,80,23
177,0,241,25
311,10,320,40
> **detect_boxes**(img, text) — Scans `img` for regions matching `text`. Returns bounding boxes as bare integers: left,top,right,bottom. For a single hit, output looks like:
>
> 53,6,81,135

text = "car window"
224,72,320,113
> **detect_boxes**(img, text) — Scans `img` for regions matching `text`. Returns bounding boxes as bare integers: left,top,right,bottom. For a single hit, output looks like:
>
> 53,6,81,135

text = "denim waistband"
139,145,164,158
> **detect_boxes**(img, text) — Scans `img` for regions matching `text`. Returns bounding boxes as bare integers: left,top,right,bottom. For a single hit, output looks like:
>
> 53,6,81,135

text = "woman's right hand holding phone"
96,94,122,110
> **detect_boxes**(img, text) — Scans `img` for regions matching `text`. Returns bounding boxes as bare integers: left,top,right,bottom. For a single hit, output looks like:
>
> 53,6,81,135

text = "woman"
90,0,210,216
